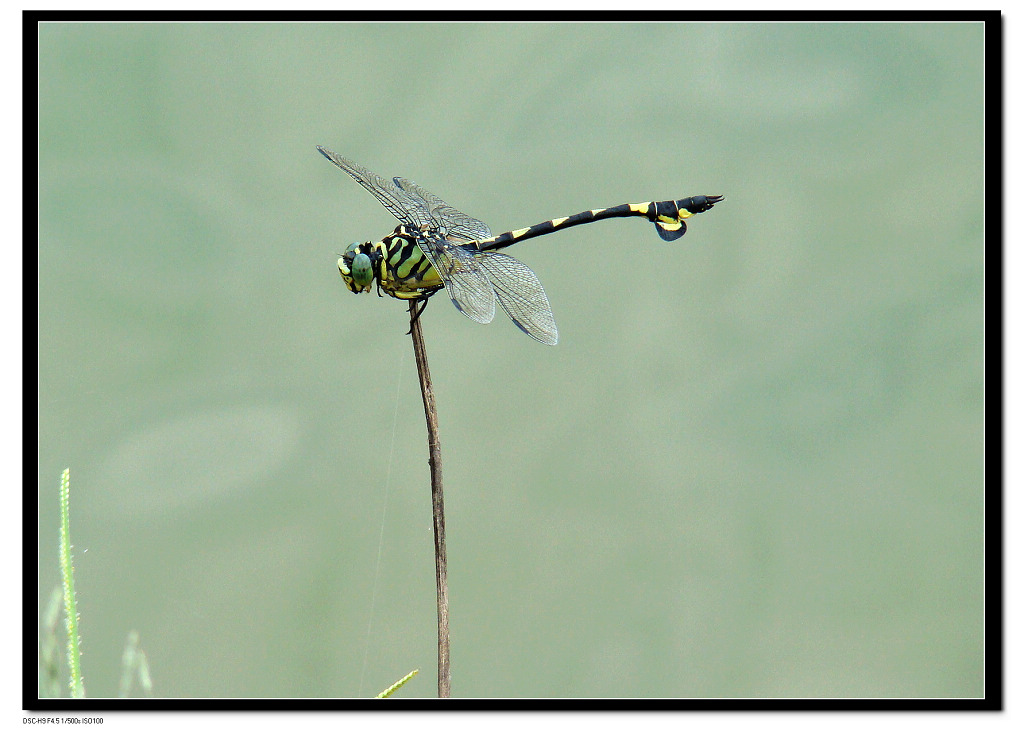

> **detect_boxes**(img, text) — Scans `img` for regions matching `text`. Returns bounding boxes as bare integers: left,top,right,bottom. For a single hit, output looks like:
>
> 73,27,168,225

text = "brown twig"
408,301,451,698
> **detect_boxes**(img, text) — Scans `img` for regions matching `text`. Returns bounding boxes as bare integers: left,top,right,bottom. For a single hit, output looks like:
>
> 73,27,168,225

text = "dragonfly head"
338,241,377,293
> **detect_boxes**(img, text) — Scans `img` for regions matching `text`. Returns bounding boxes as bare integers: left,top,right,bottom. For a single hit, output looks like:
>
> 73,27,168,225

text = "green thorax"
338,224,443,301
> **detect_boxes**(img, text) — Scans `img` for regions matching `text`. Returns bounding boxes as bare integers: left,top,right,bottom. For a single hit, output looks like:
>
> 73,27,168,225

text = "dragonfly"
317,145,723,345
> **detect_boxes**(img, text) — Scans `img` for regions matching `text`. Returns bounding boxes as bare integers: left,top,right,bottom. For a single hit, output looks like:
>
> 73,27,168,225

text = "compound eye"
350,251,374,288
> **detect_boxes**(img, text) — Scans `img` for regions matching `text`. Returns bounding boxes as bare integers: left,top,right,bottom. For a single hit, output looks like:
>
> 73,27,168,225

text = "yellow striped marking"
394,251,419,279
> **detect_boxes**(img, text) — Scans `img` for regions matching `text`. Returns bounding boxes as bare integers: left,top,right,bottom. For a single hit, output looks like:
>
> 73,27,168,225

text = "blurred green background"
36,21,985,698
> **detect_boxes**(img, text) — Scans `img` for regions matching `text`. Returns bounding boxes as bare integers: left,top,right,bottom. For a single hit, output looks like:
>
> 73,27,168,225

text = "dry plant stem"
409,301,451,698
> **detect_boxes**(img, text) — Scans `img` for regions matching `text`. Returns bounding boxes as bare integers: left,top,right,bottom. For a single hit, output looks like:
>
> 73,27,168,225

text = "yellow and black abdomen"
476,195,724,251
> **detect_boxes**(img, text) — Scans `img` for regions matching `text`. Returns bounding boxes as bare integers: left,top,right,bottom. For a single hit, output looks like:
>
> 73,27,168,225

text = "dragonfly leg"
406,295,432,334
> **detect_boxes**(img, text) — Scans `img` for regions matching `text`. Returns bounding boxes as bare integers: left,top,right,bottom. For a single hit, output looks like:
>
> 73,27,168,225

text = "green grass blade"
119,631,154,697
38,586,63,697
375,669,419,698
58,468,86,698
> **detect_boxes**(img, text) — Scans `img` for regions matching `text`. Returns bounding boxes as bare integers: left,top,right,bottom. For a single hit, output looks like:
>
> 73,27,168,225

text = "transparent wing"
319,146,499,326
393,176,492,243
317,146,433,231
413,231,496,324
475,252,558,345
